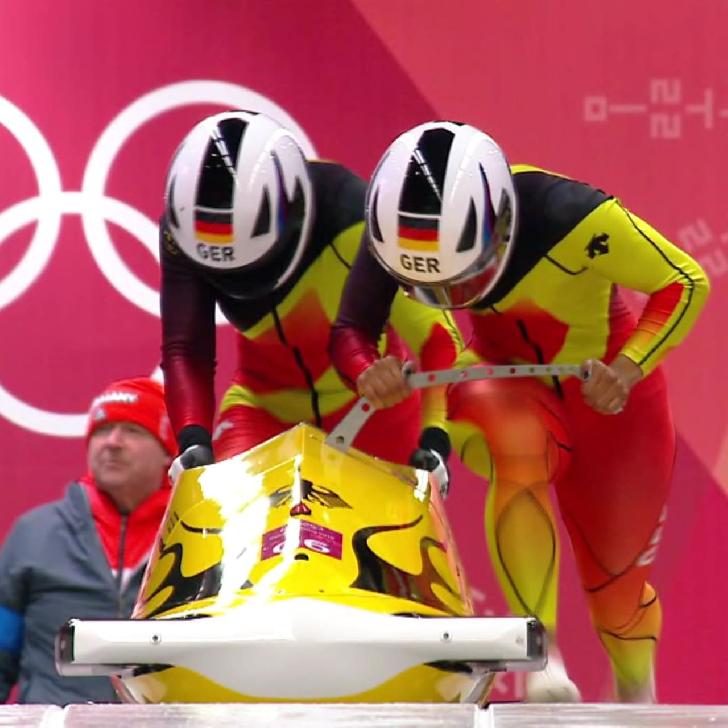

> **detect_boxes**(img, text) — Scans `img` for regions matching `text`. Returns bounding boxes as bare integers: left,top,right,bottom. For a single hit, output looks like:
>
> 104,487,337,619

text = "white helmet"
164,110,313,299
366,121,516,308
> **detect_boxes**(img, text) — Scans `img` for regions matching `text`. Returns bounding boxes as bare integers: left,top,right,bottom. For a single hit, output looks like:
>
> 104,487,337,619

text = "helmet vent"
456,198,477,252
369,189,384,242
252,187,271,237
196,118,248,209
400,128,454,215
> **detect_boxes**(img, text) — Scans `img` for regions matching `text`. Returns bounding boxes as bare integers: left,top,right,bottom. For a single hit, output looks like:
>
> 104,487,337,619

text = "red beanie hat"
86,377,177,456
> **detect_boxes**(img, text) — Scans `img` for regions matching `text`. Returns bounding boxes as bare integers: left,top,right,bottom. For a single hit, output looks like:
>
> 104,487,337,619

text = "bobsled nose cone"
92,424,544,704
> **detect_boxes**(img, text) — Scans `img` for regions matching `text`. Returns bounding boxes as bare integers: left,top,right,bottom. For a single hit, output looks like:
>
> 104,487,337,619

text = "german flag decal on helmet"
194,209,234,245
398,213,439,252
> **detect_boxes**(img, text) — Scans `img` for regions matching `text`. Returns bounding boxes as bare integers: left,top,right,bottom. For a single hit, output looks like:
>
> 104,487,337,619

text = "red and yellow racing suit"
161,161,463,465
330,164,710,696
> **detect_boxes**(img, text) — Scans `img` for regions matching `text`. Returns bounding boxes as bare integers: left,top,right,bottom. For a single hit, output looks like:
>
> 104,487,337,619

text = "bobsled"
56,365,576,704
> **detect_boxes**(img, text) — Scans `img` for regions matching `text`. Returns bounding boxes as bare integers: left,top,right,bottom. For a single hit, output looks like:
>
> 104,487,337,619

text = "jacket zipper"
116,515,128,616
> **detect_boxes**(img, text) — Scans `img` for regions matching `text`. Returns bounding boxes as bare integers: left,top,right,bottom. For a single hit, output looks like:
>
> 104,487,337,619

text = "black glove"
169,426,215,484
409,427,452,498
169,444,215,484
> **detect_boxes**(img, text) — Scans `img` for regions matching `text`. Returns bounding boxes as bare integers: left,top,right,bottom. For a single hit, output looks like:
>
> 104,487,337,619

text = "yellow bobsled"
56,365,562,704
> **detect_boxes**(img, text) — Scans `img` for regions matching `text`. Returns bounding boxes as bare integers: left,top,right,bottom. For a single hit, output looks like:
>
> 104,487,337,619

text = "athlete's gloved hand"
168,425,215,485
168,444,215,485
409,427,452,498
410,447,451,498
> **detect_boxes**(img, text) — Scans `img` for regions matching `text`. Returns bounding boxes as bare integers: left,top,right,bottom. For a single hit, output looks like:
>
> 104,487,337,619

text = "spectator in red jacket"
0,377,176,705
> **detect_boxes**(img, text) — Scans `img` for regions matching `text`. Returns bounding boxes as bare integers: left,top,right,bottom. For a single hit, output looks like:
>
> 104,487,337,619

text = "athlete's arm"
581,199,710,375
330,236,465,465
329,235,400,387
159,224,218,452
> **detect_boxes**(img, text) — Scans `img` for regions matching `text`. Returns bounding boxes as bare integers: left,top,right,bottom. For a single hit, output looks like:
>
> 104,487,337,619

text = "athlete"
160,111,462,482
329,121,710,702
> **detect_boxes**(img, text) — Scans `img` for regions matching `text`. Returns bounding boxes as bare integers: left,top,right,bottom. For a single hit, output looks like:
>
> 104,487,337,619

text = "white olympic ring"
0,81,317,437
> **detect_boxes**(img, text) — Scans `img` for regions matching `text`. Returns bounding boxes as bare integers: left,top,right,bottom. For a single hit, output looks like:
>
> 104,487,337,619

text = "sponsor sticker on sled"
261,521,343,560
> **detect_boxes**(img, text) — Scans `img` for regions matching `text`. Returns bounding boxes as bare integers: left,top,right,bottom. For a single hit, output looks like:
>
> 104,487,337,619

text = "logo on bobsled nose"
269,479,352,509
262,521,343,560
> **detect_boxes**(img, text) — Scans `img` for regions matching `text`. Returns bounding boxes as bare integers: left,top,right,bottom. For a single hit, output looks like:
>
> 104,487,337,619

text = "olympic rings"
0,81,317,436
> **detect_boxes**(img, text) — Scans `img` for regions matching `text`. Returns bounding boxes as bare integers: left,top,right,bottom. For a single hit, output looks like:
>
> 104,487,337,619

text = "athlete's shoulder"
512,164,611,213
511,164,611,235
307,160,366,203
306,160,367,244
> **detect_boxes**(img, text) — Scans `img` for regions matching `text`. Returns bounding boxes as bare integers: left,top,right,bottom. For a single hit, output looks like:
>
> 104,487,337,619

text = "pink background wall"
0,0,725,704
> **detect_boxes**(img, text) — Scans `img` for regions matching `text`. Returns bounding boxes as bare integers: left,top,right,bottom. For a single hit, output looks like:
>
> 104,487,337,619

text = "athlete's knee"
212,405,284,460
448,378,571,479
210,414,234,460
213,424,254,460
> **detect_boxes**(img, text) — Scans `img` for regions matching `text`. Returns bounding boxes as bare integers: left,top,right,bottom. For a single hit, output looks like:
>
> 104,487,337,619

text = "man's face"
87,422,171,500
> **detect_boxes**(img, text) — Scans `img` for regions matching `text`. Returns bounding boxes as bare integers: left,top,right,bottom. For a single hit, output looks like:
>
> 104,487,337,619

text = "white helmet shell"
165,110,313,295
367,121,516,307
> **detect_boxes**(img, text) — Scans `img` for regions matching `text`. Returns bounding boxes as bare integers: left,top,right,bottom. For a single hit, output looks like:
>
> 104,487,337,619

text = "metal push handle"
325,363,583,453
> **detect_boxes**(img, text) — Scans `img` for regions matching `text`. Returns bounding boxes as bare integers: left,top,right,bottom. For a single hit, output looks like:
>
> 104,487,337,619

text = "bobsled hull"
57,423,545,703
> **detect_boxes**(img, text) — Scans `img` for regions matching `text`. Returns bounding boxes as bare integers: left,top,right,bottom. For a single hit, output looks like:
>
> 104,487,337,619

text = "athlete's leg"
212,404,289,461
324,390,422,466
556,371,674,702
449,377,569,629
448,377,578,700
